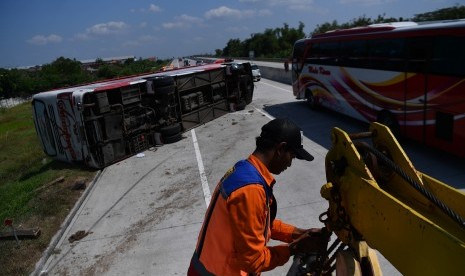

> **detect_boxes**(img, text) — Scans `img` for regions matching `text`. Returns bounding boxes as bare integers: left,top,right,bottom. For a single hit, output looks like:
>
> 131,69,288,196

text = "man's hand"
288,228,327,255
291,228,322,240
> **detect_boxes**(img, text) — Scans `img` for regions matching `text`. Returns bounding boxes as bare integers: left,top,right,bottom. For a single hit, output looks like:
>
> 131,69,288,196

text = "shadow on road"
262,101,465,190
263,100,368,149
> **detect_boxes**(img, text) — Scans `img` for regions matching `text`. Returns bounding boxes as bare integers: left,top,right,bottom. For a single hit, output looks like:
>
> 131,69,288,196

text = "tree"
312,20,340,36
311,15,399,35
222,39,244,57
412,5,465,21
95,58,105,67
311,5,465,35
40,57,92,88
0,69,18,99
96,64,118,79
220,22,306,59
277,22,306,57
214,49,223,57
248,29,279,58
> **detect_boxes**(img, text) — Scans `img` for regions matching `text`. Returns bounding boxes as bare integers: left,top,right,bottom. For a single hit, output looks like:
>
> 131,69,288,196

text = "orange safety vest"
189,155,295,275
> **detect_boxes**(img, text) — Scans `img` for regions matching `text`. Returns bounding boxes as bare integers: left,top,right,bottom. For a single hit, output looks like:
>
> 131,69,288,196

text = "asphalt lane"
37,78,464,275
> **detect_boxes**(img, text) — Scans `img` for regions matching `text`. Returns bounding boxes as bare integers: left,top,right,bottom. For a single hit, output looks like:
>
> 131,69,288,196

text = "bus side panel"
424,75,465,157
335,68,407,123
402,73,427,143
32,92,84,164
324,66,370,122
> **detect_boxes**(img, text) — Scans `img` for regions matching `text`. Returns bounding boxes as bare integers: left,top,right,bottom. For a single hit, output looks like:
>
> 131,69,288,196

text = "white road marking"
254,107,275,120
191,129,211,206
261,80,292,93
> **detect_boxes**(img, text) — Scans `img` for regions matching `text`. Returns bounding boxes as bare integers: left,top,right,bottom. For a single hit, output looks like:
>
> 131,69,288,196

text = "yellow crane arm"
321,123,465,275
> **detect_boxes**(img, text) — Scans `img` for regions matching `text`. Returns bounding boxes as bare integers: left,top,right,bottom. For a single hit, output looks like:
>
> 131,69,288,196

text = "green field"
0,102,96,275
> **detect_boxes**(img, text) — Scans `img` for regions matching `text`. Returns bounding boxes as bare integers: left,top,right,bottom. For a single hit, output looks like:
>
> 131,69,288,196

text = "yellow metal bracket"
322,122,465,275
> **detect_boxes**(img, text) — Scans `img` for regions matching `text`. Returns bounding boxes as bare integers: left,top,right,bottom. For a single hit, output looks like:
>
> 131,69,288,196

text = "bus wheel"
160,122,182,137
306,90,317,109
376,110,399,136
244,77,254,104
162,132,183,144
151,76,175,87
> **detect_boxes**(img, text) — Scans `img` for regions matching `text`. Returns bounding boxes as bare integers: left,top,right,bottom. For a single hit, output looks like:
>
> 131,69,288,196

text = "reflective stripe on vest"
219,159,272,200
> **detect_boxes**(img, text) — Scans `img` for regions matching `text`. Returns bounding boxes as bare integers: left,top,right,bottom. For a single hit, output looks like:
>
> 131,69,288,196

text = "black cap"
260,118,314,161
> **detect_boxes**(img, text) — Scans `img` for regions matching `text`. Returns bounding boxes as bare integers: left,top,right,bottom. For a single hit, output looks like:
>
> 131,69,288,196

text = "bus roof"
311,19,465,39
36,63,226,95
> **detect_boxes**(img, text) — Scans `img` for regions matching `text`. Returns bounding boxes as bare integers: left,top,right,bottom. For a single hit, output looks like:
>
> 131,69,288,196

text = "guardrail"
256,63,292,85
197,57,292,85
234,58,292,85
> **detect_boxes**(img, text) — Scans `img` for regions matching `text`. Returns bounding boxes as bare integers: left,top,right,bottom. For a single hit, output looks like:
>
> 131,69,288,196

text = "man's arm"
228,185,291,273
270,219,297,242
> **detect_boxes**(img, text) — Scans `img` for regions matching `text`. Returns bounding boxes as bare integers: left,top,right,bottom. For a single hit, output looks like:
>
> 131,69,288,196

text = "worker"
188,118,327,275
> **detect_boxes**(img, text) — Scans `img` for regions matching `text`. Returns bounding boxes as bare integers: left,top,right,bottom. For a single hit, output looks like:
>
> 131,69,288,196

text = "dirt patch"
0,175,94,275
68,230,93,243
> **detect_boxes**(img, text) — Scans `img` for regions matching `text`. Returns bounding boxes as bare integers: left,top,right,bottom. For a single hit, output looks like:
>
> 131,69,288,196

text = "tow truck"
288,123,465,275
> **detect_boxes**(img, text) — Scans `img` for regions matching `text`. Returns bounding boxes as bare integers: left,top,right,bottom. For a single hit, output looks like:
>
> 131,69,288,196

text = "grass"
0,102,97,275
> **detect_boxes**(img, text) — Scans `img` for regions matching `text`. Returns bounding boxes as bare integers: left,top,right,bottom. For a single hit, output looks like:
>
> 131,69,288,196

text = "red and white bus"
32,62,254,168
292,20,465,157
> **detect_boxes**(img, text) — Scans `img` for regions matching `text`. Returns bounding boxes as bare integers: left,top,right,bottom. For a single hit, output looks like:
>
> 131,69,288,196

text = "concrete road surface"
36,78,464,275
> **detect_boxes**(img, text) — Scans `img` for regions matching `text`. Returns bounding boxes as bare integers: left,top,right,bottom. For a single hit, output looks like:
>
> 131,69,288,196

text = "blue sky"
0,0,460,68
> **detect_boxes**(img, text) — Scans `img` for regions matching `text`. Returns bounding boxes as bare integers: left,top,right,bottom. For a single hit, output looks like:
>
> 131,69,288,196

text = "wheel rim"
307,92,315,108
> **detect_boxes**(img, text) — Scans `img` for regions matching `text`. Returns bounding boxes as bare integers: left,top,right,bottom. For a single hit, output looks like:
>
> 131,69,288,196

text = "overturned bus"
32,62,254,169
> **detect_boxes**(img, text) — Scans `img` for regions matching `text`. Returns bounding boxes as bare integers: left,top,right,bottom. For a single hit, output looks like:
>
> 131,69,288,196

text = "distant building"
80,56,136,71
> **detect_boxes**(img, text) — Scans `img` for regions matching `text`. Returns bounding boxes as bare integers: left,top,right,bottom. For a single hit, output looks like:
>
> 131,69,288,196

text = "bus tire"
162,132,183,144
236,100,247,111
305,90,317,109
151,76,175,87
244,77,254,104
160,123,182,137
155,85,176,95
377,110,399,136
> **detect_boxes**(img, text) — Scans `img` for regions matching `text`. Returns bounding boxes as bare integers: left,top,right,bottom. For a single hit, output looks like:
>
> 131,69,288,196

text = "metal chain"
329,175,352,232
355,142,465,230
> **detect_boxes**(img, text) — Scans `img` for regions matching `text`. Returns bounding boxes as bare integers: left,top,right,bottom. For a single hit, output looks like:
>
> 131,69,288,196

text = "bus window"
368,38,405,71
307,43,320,62
292,40,306,71
431,36,465,76
293,40,305,60
406,37,431,73
340,40,368,68
318,41,339,65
